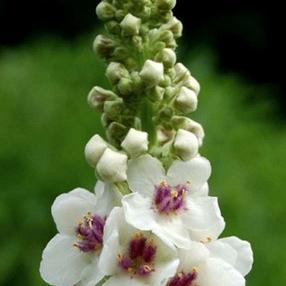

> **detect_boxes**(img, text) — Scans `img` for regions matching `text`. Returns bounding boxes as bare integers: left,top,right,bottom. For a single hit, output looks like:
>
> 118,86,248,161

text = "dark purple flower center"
118,233,157,277
154,182,188,215
74,212,105,253
167,270,198,286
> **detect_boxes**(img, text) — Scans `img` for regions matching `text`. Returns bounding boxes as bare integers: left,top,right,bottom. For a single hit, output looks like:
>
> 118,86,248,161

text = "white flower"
99,207,179,286
121,128,149,158
122,154,225,248
140,60,164,86
40,182,121,286
96,148,128,183
175,86,198,114
165,237,253,286
173,129,199,160
85,134,108,167
120,13,141,36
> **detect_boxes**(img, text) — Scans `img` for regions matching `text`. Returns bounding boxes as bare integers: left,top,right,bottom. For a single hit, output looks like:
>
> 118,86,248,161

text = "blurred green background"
0,33,285,286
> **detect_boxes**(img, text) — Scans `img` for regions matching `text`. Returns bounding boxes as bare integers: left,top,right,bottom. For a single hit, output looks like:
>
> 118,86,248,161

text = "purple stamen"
118,233,157,278
75,213,105,253
167,270,198,286
154,183,187,215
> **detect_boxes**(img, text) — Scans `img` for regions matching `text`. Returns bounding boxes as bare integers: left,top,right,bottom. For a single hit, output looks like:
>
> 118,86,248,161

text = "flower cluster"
40,1,253,286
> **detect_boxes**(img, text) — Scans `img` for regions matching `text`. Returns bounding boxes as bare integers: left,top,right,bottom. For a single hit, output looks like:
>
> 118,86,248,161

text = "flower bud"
96,148,128,182
155,48,177,68
84,135,108,167
183,75,200,94
173,129,199,160
175,86,198,113
147,86,165,102
174,63,189,81
106,62,129,84
140,60,164,86
120,13,141,36
121,128,148,157
106,122,127,146
96,2,115,21
171,116,205,146
93,35,114,57
162,17,183,38
87,86,117,112
117,77,133,96
104,98,124,120
157,0,177,10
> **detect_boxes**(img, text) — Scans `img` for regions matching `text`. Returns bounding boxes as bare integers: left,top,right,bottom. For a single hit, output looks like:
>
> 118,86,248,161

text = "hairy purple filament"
168,270,198,286
154,182,187,214
118,233,157,277
75,213,105,252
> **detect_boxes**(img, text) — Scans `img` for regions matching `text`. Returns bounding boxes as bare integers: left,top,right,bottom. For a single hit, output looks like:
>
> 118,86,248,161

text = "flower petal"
79,256,105,286
150,235,179,286
197,258,245,286
153,216,191,248
40,234,88,286
178,241,210,271
127,154,165,196
192,183,209,197
182,196,225,241
167,156,211,191
122,193,157,231
102,276,148,286
206,240,237,268
219,236,253,276
52,188,97,235
94,181,122,216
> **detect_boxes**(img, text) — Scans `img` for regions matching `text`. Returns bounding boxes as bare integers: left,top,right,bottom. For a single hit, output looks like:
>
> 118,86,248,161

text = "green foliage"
0,37,285,285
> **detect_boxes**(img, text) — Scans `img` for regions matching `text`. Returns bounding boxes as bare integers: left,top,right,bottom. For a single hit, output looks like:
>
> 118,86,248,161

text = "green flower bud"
162,17,183,38
101,113,112,128
159,106,174,122
157,0,177,11
105,20,121,34
115,9,125,21
173,129,199,160
85,134,108,167
171,116,205,146
183,75,201,94
96,2,115,21
117,78,134,96
147,86,165,102
175,86,198,114
104,98,124,120
106,121,127,146
155,48,177,68
120,13,141,36
121,128,149,157
174,63,189,82
93,35,114,57
140,60,164,86
106,62,129,84
87,86,117,112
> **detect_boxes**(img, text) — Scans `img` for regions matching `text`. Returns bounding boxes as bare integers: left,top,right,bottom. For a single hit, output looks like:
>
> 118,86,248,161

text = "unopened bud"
106,62,129,84
155,48,177,68
120,13,141,36
162,17,183,38
175,86,198,113
157,0,177,10
140,60,164,86
171,116,205,146
147,86,165,102
96,148,128,182
104,98,124,120
93,35,114,57
121,128,148,157
183,75,200,94
117,78,133,96
96,2,115,21
85,135,108,167
107,122,127,146
173,129,199,160
174,63,190,81
87,86,117,112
